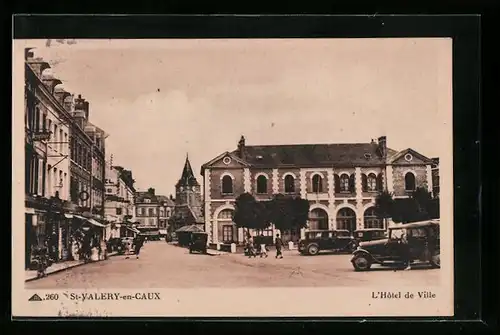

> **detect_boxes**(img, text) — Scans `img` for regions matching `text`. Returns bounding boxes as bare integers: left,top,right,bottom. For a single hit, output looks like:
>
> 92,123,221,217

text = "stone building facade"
134,188,175,239
104,161,136,239
201,135,436,244
24,48,109,268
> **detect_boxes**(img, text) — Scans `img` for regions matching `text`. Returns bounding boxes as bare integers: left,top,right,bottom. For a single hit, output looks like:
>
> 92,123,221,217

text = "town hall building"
200,135,437,244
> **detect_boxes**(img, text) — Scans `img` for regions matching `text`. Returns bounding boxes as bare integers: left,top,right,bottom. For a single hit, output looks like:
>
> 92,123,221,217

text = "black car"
189,232,208,254
298,229,355,256
350,220,440,271
352,228,387,248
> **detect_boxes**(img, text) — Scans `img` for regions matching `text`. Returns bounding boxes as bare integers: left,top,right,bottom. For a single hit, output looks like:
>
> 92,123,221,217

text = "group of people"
245,233,285,259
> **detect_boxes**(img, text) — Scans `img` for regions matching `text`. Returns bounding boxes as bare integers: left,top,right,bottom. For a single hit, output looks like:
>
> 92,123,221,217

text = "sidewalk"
25,252,118,282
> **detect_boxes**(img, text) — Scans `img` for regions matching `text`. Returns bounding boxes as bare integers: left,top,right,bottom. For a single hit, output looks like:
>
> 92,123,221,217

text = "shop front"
25,195,67,269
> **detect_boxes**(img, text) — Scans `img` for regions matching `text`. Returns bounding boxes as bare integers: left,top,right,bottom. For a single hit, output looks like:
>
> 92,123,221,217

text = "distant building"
169,155,205,233
134,188,175,239
201,135,437,244
104,161,136,239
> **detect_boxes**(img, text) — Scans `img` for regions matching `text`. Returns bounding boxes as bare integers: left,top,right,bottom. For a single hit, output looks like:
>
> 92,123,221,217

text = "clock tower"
175,154,203,217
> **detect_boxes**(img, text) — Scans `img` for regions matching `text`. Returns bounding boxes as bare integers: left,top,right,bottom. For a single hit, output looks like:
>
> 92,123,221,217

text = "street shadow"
366,264,439,272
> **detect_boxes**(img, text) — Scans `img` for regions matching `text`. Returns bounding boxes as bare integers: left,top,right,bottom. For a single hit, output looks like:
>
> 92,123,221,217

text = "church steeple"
176,153,200,187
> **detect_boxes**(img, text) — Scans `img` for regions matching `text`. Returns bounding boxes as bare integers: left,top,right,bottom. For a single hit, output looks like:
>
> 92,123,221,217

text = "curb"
25,252,120,283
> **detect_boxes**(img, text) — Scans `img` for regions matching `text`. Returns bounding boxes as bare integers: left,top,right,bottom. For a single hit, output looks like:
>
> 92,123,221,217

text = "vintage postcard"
12,38,453,317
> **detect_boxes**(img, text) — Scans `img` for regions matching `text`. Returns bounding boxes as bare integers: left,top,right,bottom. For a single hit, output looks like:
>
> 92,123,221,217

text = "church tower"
175,154,203,218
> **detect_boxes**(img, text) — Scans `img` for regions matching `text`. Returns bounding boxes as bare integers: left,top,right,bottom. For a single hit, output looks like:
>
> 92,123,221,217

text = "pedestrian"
134,235,145,259
124,237,132,259
259,233,268,258
247,235,256,258
399,229,412,271
275,233,284,259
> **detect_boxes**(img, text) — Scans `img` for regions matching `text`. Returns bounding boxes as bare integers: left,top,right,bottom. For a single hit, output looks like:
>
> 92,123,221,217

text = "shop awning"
64,213,74,219
176,225,204,233
86,218,106,228
159,229,167,235
127,227,140,234
73,214,87,220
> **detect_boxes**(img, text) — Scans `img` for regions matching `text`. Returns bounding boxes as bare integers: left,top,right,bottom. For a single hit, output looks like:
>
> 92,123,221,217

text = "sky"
21,38,452,196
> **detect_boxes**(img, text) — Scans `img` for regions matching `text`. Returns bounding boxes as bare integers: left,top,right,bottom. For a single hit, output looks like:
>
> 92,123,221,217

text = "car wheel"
430,253,440,268
352,254,372,271
307,244,319,256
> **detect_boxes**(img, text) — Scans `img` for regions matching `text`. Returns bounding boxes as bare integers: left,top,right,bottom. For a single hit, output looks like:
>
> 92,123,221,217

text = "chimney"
378,136,387,159
25,48,35,60
148,188,155,196
74,95,90,119
431,157,439,167
54,88,71,105
238,135,246,159
169,194,174,200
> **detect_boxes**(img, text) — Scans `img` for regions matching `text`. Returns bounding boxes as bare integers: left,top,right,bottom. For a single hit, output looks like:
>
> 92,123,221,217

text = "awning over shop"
159,229,167,235
64,213,73,219
126,227,140,234
140,231,159,236
176,225,204,233
87,218,106,228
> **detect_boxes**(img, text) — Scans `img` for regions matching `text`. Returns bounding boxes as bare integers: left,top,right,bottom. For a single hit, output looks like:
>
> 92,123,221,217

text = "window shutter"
349,174,355,192
377,173,384,191
361,174,368,192
334,175,340,193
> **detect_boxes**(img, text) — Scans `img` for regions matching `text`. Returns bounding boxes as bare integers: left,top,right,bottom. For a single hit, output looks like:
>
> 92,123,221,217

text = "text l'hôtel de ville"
371,291,436,299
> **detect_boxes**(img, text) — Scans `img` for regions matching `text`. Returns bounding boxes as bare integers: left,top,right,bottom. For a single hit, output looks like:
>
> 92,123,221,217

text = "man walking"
259,233,268,258
275,233,284,259
133,235,145,259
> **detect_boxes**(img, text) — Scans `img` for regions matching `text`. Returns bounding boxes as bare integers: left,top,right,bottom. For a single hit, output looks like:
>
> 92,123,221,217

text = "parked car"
298,229,355,256
350,220,440,271
189,232,208,254
352,228,387,248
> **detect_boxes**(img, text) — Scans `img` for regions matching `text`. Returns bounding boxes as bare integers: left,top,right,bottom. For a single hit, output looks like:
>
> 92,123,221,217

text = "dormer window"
364,153,372,159
256,155,263,160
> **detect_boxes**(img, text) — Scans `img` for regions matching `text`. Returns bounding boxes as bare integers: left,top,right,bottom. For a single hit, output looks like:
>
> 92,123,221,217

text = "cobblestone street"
26,241,441,289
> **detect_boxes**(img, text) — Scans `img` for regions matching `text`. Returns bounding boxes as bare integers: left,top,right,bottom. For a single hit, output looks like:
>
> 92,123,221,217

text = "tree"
291,197,310,229
267,194,310,233
374,190,395,228
233,193,270,236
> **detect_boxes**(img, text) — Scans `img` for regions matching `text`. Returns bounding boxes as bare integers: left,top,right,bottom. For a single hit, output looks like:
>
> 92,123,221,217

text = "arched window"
218,209,235,243
405,172,416,191
222,175,233,194
364,207,383,229
218,209,234,220
309,208,329,230
284,174,295,193
340,174,350,192
312,174,323,193
367,173,377,192
336,208,357,233
256,175,267,194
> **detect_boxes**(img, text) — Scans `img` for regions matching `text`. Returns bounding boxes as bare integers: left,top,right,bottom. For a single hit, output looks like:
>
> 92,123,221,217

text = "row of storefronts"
25,195,107,270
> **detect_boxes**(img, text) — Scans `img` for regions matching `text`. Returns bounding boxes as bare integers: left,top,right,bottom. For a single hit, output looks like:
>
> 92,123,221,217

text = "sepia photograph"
12,37,453,317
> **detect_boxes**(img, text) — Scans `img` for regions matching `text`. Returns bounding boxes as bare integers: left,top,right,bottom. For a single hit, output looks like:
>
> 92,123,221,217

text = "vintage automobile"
350,220,440,271
352,228,387,248
189,232,208,254
298,229,355,256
